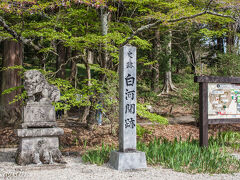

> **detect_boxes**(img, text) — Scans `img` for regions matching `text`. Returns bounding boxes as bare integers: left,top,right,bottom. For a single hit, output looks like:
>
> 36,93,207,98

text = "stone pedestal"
109,45,147,170
109,151,147,171
16,128,64,165
16,103,64,165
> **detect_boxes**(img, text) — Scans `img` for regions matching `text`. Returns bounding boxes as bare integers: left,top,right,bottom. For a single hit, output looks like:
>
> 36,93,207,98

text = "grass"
137,136,240,174
82,132,240,174
82,143,114,165
216,131,240,151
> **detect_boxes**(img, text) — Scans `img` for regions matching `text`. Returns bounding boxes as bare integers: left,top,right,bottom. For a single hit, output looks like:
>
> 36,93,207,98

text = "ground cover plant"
137,136,240,174
82,143,114,165
82,132,240,174
216,131,240,152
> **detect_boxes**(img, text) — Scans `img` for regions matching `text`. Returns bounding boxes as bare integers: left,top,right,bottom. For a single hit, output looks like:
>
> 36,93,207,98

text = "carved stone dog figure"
24,70,60,103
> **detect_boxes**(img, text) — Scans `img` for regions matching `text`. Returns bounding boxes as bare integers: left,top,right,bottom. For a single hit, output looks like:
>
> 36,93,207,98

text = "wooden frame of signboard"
194,76,240,147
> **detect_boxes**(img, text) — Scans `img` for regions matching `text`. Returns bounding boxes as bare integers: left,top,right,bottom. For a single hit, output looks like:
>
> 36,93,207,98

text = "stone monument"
109,45,147,170
16,70,64,165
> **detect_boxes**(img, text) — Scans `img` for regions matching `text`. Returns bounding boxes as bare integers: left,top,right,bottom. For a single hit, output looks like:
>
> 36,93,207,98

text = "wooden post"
199,82,208,147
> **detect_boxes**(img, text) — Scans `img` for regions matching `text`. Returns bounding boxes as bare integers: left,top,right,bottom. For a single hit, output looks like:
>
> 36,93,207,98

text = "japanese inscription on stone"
119,45,137,152
109,45,147,171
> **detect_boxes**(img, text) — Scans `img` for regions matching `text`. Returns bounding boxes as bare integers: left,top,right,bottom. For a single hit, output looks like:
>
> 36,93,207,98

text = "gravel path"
1,148,240,180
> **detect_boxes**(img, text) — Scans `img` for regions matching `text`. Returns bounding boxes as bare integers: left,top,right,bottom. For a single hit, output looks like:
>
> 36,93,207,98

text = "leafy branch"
49,54,84,78
0,15,41,51
120,10,237,47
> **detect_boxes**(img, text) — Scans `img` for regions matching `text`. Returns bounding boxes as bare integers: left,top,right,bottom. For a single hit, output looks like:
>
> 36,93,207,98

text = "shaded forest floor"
1,117,240,154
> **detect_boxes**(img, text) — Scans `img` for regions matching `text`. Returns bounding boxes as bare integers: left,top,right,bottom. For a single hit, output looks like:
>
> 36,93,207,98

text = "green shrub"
137,104,168,124
136,124,152,138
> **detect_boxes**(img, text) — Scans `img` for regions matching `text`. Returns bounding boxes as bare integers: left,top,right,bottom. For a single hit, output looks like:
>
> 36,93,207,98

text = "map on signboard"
208,83,240,119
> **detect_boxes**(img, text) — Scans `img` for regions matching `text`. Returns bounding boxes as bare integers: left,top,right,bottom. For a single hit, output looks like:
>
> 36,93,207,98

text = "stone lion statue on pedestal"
24,70,60,103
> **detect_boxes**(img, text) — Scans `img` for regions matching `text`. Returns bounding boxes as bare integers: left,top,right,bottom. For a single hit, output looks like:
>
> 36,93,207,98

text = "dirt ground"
1,115,240,154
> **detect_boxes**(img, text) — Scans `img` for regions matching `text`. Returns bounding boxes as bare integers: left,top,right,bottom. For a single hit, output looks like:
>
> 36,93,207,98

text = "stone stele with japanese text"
109,45,147,170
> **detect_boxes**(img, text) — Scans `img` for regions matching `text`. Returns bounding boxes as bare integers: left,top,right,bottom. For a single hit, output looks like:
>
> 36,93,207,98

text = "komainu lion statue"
24,70,60,103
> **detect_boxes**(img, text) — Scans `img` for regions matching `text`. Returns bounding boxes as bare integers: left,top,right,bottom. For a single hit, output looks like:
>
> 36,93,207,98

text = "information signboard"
194,76,240,147
208,83,240,119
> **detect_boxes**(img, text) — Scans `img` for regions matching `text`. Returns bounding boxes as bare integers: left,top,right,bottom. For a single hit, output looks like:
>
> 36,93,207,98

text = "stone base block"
23,102,56,128
16,128,64,165
21,122,57,128
17,128,64,137
109,150,147,171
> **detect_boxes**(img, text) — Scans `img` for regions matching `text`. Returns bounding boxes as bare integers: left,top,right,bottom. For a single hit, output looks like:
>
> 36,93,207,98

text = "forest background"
0,0,240,128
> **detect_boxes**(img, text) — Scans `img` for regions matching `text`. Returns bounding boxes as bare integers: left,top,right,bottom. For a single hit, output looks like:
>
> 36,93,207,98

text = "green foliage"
82,132,240,174
82,143,114,165
129,36,152,50
216,131,240,151
0,65,24,72
137,137,240,174
137,103,168,125
171,74,199,120
211,53,240,77
75,63,119,122
0,67,107,112
1,85,23,95
9,90,28,105
200,28,229,38
136,124,152,138
1,84,27,105
49,78,91,111
1,0,240,129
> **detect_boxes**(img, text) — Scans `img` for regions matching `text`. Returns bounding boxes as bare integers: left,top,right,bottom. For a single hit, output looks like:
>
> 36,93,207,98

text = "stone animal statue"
24,70,60,103
16,139,64,165
32,140,63,165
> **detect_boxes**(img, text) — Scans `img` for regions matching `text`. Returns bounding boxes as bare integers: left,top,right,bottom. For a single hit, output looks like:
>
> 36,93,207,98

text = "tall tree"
0,40,23,127
160,30,177,95
151,28,161,93
69,50,79,88
56,41,66,79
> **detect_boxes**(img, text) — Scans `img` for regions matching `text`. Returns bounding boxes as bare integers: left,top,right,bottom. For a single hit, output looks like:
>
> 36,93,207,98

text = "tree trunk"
227,23,235,53
80,106,90,124
79,50,94,124
70,50,78,88
190,50,196,74
151,29,160,93
0,40,23,127
85,50,96,126
84,50,93,86
56,42,66,79
159,30,177,95
100,7,109,81
216,37,224,53
0,41,3,89
87,105,96,129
